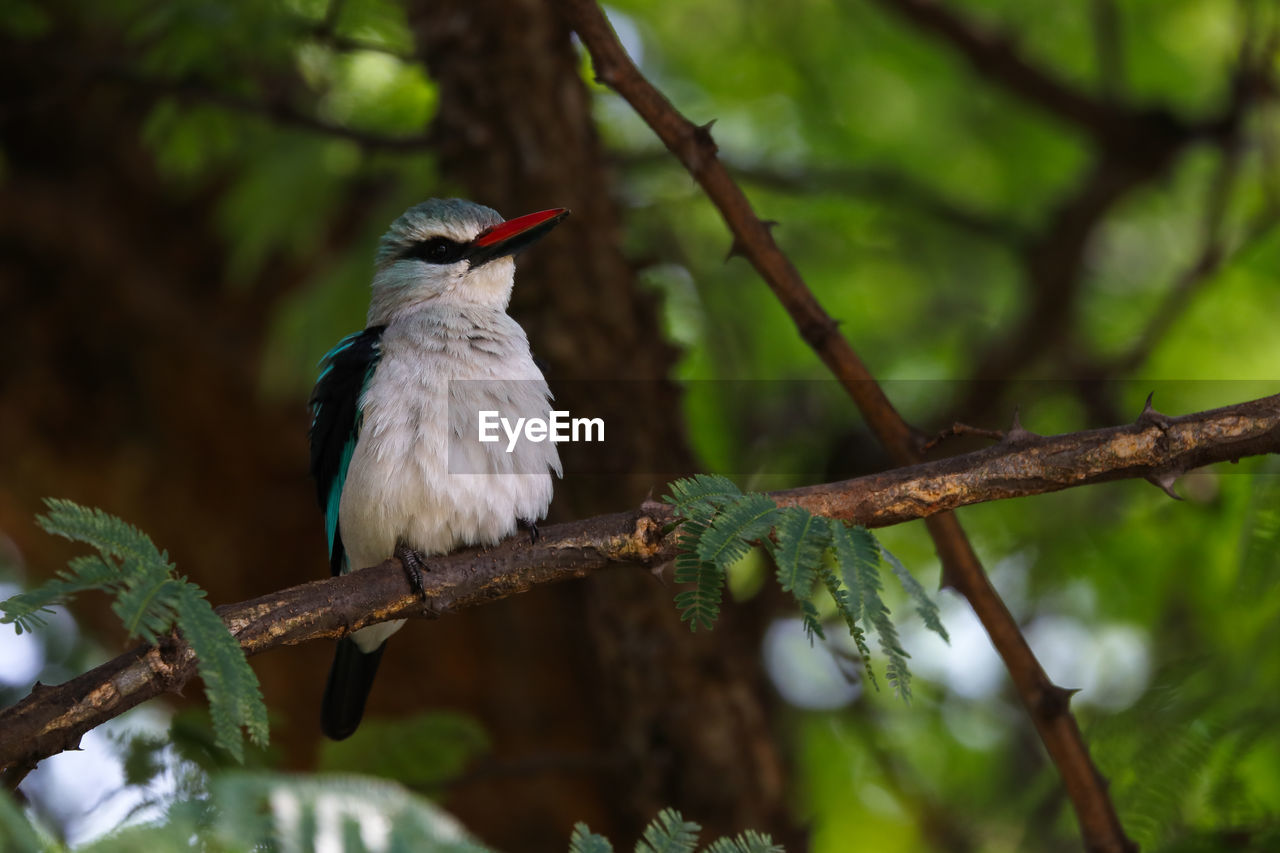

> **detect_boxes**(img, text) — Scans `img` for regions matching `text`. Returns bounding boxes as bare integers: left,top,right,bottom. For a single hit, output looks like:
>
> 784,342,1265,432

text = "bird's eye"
404,237,465,265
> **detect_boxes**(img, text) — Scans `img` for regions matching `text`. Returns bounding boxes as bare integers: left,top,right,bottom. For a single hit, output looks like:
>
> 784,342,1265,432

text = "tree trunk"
408,1,800,847
0,2,799,848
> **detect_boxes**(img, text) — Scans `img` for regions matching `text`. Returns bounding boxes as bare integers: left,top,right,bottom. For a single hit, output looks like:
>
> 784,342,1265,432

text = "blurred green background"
1,0,1278,850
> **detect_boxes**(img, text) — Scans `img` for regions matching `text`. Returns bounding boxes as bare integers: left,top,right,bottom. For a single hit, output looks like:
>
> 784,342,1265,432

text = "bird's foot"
518,517,540,545
395,540,430,601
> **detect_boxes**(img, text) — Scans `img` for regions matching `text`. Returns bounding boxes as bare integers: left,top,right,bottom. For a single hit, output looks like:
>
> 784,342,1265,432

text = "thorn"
1002,406,1038,443
650,560,673,587
1146,471,1183,500
921,422,1005,453
1137,392,1172,430
1038,682,1080,717
693,118,718,153
724,220,778,262
640,497,668,517
937,568,960,593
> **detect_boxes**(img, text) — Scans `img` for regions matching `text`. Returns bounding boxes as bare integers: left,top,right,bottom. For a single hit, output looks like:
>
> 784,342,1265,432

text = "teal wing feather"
308,326,386,576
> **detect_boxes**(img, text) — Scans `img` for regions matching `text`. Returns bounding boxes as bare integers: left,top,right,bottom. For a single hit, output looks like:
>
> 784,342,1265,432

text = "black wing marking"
308,325,386,577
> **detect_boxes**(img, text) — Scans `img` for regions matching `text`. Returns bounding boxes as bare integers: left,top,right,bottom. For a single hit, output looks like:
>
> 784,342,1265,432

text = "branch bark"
4,393,1278,779
552,2,1176,850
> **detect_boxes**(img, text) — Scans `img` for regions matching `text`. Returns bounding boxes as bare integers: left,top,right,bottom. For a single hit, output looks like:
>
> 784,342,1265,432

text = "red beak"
469,207,570,263
474,208,569,247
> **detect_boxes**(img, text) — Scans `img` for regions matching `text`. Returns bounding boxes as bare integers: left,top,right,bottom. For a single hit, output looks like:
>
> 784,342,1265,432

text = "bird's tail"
321,636,387,740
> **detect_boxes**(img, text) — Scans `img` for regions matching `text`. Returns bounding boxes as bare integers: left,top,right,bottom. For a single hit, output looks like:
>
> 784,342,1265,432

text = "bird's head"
369,198,569,323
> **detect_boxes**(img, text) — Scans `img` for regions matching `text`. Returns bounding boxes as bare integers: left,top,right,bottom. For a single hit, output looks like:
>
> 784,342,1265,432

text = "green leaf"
829,522,873,623
772,508,830,599
799,598,826,643
635,807,700,853
113,576,183,645
834,524,912,699
174,584,268,762
1,554,112,633
208,772,494,852
817,564,876,691
121,734,168,787
663,474,742,520
704,830,785,853
37,498,172,571
879,543,948,643
830,523,911,694
696,494,780,568
673,516,725,630
673,560,724,631
79,814,209,853
318,711,490,787
0,788,44,853
570,822,616,853
11,500,272,760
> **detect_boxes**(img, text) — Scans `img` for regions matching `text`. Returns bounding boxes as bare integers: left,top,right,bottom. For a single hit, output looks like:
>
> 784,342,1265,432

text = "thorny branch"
3,393,1278,781
551,1,1209,850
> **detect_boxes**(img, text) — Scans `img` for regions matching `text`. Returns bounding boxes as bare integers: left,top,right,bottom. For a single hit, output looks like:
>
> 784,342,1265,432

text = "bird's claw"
394,541,429,601
518,518,540,545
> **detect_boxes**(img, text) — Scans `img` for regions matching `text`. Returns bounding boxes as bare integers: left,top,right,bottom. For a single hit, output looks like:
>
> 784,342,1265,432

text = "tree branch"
5,372,1276,809
554,2,1159,850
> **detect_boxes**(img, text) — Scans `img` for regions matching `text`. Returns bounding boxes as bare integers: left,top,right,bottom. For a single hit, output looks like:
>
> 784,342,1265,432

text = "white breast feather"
337,308,560,651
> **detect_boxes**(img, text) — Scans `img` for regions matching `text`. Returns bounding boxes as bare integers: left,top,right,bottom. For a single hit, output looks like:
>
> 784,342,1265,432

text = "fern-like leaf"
664,474,742,521
798,598,826,643
817,564,877,691
570,823,615,853
772,508,829,599
175,584,268,763
833,523,912,699
696,494,779,568
672,517,709,589
635,808,700,853
673,516,725,631
705,831,785,853
673,559,724,631
879,543,949,643
0,555,116,633
113,576,183,646
208,772,492,852
830,523,907,694
3,500,271,761
37,498,172,570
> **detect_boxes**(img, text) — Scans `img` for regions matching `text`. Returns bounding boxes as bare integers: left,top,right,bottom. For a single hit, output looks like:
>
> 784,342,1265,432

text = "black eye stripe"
400,236,468,265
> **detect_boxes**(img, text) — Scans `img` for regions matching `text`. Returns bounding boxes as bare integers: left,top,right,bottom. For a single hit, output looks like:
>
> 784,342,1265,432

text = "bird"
308,198,567,740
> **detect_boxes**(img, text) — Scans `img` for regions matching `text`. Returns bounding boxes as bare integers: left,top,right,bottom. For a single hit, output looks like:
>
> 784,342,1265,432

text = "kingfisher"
309,198,567,740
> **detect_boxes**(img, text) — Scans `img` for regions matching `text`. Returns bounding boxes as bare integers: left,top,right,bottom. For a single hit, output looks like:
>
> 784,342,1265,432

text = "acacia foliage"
666,475,947,698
